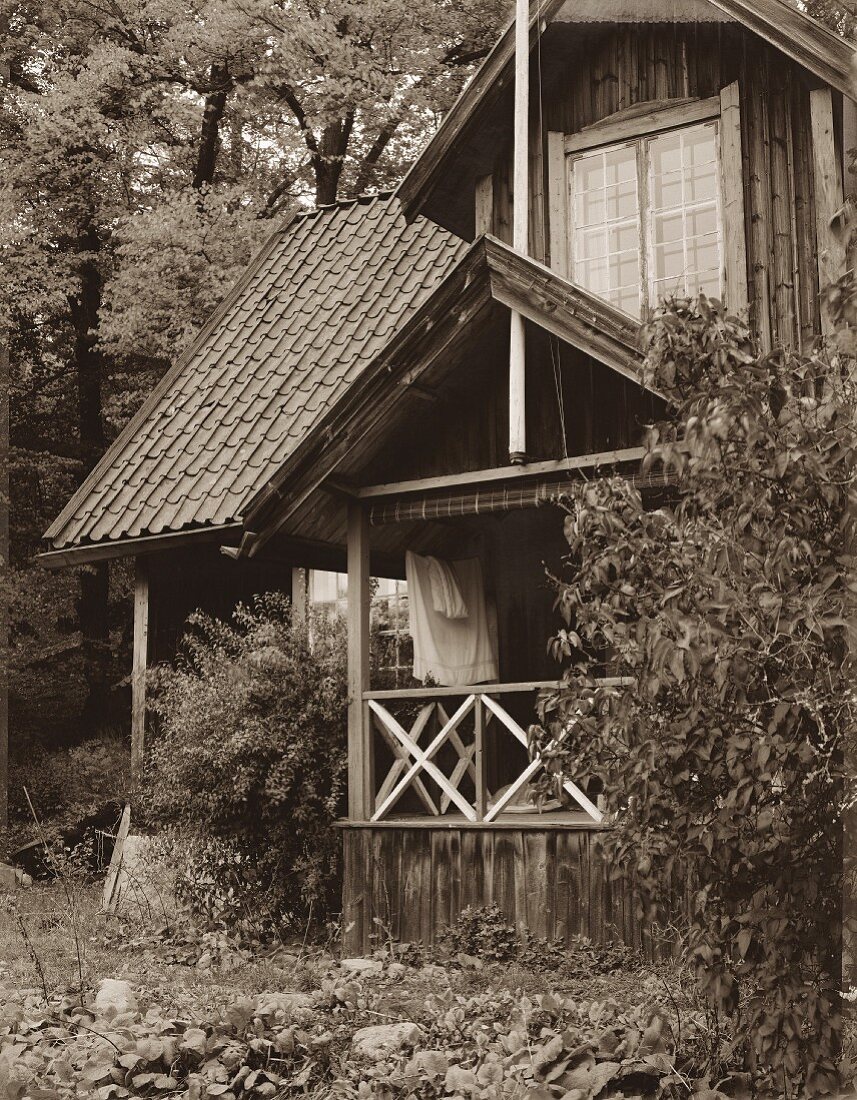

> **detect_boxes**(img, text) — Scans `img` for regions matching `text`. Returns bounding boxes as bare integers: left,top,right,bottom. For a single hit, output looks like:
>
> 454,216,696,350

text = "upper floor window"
568,119,723,318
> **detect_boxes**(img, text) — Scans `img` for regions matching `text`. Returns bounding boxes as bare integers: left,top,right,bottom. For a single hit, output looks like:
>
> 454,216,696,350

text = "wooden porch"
339,489,651,954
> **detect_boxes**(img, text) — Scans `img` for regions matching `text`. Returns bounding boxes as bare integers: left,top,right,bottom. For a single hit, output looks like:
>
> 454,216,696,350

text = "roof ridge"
297,190,396,220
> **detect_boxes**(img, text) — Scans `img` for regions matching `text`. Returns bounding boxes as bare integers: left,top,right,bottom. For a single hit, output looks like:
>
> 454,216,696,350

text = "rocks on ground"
352,1022,424,1060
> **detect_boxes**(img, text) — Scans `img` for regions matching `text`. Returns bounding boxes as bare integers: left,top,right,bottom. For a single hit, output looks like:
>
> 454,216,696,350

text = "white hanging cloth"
405,552,499,686
425,556,468,619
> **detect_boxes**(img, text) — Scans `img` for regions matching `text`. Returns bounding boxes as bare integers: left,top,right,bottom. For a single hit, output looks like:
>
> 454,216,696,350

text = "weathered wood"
39,521,243,570
474,698,487,821
341,824,653,953
367,680,561,701
546,131,568,278
356,446,647,501
474,173,494,236
290,567,308,623
369,697,478,821
130,557,150,783
719,81,749,312
565,95,719,152
810,87,846,334
347,502,371,819
769,73,797,348
744,56,773,351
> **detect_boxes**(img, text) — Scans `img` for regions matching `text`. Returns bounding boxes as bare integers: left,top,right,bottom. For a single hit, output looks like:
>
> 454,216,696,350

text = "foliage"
141,593,347,932
0,0,507,745
0,952,718,1100
437,905,520,962
531,292,857,1094
5,730,130,852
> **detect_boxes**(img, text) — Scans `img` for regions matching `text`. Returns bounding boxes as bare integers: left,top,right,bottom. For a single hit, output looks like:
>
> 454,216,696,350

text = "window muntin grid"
309,571,412,685
568,120,722,317
571,143,641,317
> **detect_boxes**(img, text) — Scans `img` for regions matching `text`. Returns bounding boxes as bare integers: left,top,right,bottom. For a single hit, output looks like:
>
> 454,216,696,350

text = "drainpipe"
509,0,529,463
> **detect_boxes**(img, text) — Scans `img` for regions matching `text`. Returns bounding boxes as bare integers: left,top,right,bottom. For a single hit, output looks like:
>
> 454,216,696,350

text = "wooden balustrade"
364,683,606,825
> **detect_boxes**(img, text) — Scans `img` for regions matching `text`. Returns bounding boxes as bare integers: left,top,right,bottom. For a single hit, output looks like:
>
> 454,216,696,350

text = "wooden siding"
342,823,660,956
359,312,661,489
488,25,822,350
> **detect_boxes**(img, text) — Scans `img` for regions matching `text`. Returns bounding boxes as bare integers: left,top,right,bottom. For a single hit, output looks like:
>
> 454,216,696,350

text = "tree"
0,0,506,744
532,294,856,1094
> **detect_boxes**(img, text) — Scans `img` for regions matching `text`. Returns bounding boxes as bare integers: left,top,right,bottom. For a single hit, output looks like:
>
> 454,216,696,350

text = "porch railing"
362,681,626,825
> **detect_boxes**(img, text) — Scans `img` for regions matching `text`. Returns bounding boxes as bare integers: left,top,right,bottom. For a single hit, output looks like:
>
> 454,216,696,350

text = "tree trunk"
71,228,110,732
193,63,229,190
315,114,354,205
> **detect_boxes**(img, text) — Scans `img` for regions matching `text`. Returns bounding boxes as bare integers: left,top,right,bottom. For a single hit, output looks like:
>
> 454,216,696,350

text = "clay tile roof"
44,192,468,556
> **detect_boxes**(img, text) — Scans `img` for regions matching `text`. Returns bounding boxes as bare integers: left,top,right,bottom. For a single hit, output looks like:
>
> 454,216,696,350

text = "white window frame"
547,88,748,316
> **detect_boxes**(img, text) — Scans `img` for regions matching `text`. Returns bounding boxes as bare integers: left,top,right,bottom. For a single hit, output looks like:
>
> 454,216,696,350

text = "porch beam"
355,446,646,501
347,502,372,819
130,556,150,783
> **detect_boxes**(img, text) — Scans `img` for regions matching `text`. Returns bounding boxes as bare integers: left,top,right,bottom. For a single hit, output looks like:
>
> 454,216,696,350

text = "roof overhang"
397,0,857,233
37,522,243,570
238,235,648,559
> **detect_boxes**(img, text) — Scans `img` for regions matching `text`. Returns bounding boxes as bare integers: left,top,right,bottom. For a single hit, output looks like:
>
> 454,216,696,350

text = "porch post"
130,556,150,783
347,502,371,819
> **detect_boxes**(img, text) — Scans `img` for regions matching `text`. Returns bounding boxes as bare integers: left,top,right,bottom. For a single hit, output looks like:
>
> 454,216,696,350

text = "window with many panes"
568,119,722,318
309,570,412,686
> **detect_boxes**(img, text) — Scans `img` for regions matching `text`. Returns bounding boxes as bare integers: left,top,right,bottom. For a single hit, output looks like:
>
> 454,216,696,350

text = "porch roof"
238,234,647,559
41,194,468,567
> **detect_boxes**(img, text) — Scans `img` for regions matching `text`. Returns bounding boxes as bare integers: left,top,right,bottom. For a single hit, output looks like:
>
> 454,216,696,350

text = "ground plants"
141,594,348,935
532,291,857,1095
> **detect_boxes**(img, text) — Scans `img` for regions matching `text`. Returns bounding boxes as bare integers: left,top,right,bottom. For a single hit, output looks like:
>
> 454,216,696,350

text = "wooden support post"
508,0,529,464
291,566,309,624
130,557,150,783
810,88,846,335
347,503,371,820
474,696,487,821
842,95,857,201
719,81,749,313
475,174,494,236
546,131,568,278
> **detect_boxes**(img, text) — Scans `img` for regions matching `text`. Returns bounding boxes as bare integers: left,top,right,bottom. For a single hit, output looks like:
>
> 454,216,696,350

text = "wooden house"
42,0,857,953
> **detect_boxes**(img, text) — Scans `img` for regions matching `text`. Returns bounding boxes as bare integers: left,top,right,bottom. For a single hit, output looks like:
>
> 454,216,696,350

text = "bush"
141,593,347,934
5,729,130,851
532,294,856,1094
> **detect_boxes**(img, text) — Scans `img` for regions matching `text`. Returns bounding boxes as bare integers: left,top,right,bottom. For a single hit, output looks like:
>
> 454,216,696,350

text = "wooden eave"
37,522,243,570
397,0,857,231
239,235,646,559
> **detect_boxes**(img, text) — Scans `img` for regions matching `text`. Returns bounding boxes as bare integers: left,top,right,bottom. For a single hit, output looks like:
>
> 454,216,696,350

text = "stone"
386,962,407,980
340,957,384,976
0,863,32,891
352,1022,424,1060
255,992,314,1019
94,979,137,1017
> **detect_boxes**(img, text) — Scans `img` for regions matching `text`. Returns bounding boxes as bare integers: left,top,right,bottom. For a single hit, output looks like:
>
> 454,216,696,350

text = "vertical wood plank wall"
489,25,822,351
342,825,660,957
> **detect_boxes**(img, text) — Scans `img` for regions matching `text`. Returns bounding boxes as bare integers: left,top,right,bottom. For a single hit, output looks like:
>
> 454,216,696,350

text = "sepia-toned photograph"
0,0,856,1095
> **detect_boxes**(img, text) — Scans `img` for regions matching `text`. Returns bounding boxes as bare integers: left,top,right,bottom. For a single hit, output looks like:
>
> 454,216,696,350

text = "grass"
0,881,329,1017
0,879,678,1020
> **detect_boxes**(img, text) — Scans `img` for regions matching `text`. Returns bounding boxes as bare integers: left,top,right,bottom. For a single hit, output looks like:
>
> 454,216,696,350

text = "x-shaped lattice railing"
368,692,602,824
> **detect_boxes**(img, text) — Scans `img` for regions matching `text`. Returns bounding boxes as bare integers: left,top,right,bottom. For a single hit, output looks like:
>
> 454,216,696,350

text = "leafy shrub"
437,904,519,961
5,729,130,850
532,293,857,1094
141,593,347,934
